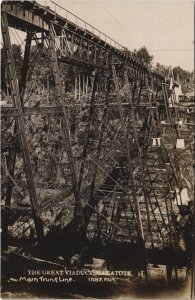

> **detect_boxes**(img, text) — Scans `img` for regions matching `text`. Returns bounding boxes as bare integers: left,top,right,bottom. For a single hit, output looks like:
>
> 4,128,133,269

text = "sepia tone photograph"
1,0,194,298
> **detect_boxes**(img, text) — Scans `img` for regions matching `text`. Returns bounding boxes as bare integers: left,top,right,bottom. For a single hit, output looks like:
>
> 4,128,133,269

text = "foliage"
29,45,51,86
173,66,191,83
1,44,23,92
133,46,153,65
12,44,23,74
155,63,169,77
132,46,192,86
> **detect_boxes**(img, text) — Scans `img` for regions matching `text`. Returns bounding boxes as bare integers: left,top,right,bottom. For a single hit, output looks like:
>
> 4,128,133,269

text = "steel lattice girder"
2,0,163,83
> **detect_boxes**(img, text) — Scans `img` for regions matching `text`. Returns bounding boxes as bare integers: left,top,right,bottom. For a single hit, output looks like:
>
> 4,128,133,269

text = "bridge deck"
1,0,164,81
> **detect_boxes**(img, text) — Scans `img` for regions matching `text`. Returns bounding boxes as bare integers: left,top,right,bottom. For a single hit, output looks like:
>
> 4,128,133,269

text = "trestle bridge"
1,0,194,284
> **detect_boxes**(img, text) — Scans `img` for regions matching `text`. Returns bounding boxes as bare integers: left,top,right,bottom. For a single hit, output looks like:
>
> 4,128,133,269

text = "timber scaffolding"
1,0,194,281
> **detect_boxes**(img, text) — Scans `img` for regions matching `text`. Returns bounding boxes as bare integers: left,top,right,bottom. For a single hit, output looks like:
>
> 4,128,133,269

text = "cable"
150,49,194,52
9,27,20,45
13,28,24,47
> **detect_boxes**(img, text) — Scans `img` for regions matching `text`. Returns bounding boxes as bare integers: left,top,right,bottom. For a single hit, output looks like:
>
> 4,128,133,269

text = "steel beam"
1,12,44,242
1,1,164,83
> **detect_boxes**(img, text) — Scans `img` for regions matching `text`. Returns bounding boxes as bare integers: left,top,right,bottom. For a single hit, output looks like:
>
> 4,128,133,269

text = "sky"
11,0,195,71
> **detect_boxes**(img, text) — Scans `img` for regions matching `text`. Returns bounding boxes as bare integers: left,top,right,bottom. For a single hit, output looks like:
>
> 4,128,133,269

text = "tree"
155,63,169,77
1,44,23,93
134,46,153,65
12,44,23,76
173,66,191,83
29,45,51,87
